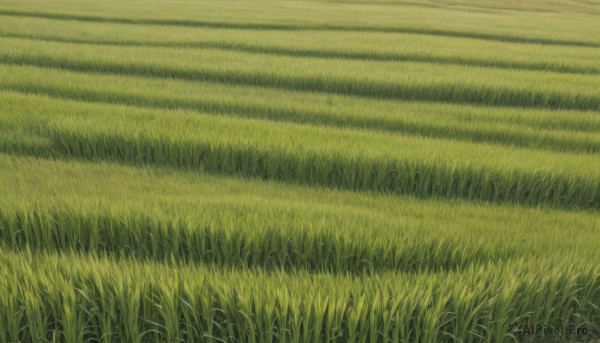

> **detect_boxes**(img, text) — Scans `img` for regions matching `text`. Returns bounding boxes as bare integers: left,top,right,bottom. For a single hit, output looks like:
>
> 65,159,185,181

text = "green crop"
1,37,600,110
2,65,600,154
1,0,599,341
2,92,600,209
1,249,599,343
2,153,599,272
1,15,599,75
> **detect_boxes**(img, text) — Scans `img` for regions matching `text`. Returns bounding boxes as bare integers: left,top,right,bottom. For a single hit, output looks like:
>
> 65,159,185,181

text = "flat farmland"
0,0,599,342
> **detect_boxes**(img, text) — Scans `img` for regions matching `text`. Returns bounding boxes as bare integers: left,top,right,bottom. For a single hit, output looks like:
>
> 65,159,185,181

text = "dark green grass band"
2,33,598,75
1,55,599,111
1,9,599,48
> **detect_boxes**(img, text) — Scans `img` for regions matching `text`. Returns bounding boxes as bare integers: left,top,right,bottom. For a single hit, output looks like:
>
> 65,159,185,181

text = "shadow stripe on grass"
0,9,599,48
1,33,598,76
2,84,600,155
0,206,511,274
1,55,599,111
3,128,599,210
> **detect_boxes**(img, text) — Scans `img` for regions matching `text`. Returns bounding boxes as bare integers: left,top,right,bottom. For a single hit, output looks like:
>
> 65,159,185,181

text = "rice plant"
0,0,599,341
1,249,599,343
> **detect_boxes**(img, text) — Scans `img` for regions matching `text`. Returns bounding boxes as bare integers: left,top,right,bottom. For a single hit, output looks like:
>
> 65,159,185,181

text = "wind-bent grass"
0,248,599,343
1,15,600,75
2,154,599,272
2,64,600,154
2,37,600,110
2,91,600,209
1,0,599,46
407,0,600,14
1,0,600,341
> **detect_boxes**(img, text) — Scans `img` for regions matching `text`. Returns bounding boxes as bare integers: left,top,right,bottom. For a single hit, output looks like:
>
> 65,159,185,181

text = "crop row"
2,65,600,154
2,37,600,110
1,248,599,343
0,204,511,274
3,92,600,209
1,15,599,75
0,0,599,47
3,153,600,271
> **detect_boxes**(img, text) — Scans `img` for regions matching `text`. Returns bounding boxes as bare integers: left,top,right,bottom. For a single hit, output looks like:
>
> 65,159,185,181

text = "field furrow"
2,92,600,209
2,65,600,154
1,15,600,75
2,37,600,110
1,6,600,47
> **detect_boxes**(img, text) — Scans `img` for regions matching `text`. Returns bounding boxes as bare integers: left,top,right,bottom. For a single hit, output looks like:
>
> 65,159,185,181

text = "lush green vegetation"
1,156,599,343
0,0,599,342
2,248,600,343
2,36,600,110
3,65,600,154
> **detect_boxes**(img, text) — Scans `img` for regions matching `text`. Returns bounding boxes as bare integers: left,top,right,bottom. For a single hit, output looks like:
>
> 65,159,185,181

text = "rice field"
0,0,599,342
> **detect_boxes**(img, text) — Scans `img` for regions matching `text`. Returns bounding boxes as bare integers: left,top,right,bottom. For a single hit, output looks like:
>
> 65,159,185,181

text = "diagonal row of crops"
3,65,600,154
1,154,600,342
3,92,600,209
2,36,600,110
4,154,599,271
1,0,599,342
2,16,600,75
3,248,600,343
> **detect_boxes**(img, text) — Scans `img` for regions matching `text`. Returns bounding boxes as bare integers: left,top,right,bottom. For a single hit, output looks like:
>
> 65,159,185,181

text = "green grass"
3,91,600,209
2,153,598,272
1,0,599,341
1,15,599,75
2,64,600,155
1,248,599,343
1,0,599,45
2,36,600,111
